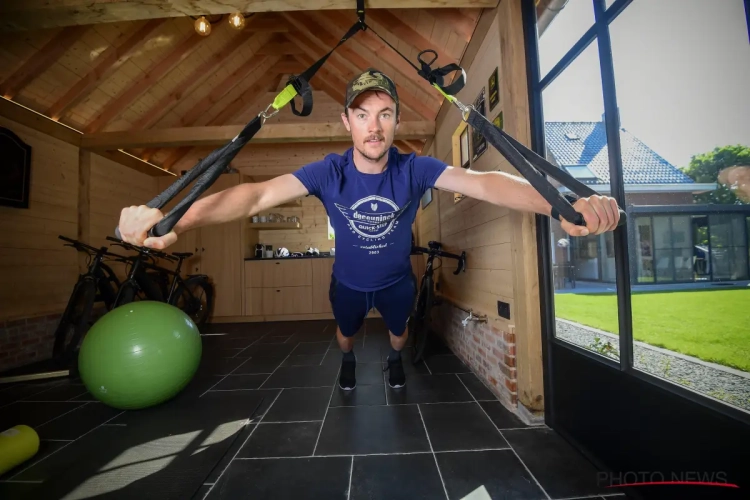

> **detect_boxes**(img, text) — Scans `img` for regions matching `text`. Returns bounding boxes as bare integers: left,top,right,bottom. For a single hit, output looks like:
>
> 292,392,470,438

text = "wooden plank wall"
422,12,515,331
419,0,544,412
89,153,159,279
0,115,159,321
0,115,79,320
238,140,351,254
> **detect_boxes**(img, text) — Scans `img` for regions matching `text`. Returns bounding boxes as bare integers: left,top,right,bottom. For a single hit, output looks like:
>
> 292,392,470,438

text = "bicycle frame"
409,241,466,363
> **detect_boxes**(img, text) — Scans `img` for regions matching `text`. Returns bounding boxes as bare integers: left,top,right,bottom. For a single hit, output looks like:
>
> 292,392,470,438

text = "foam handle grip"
0,425,40,475
551,207,627,228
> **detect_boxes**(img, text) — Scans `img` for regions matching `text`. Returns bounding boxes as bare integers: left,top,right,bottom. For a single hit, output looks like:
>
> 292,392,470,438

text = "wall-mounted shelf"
247,222,301,230
274,199,302,208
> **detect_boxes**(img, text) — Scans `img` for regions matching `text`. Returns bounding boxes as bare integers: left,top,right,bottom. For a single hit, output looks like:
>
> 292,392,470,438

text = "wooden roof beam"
131,22,268,130
140,55,278,163
81,121,435,150
84,28,204,134
366,10,460,65
1,26,88,99
424,8,480,43
47,19,165,121
0,1,498,32
312,11,444,109
256,42,305,56
155,71,281,168
281,13,434,120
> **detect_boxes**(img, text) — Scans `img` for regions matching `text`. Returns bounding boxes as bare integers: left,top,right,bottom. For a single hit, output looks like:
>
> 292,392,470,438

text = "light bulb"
229,12,245,30
194,16,211,36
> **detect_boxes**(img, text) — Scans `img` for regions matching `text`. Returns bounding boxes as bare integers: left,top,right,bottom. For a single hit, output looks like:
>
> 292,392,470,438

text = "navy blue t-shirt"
292,146,448,292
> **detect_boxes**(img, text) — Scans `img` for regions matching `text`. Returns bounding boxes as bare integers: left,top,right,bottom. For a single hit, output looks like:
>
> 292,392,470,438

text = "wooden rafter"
47,19,165,121
142,55,277,163
209,73,281,128
317,11,444,106
156,71,281,167
179,55,276,127
425,8,479,43
0,1,497,32
404,140,424,153
281,13,434,120
256,42,304,56
131,24,266,131
285,32,416,121
84,29,204,134
366,10,460,66
82,121,434,149
1,26,88,99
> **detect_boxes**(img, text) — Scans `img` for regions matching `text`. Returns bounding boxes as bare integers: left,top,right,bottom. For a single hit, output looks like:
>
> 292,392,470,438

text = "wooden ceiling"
0,2,498,179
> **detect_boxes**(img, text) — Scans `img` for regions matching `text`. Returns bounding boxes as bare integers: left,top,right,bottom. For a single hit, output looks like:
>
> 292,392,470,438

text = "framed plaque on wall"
0,127,32,209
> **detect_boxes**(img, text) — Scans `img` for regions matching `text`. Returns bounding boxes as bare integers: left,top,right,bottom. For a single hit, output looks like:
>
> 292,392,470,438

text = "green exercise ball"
78,301,202,410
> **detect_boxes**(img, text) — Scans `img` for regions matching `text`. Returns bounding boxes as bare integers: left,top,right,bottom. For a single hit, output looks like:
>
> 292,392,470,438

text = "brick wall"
433,300,518,409
0,314,61,372
0,306,108,373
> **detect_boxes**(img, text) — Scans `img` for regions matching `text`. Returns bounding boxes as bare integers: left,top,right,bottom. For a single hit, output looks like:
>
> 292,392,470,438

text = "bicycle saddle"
172,252,193,258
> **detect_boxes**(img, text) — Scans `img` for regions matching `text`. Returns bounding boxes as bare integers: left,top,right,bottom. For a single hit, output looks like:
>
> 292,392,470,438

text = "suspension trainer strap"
114,13,367,239
354,1,625,227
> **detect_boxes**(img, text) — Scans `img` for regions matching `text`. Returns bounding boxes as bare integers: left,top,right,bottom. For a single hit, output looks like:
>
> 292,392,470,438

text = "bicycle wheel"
169,277,213,326
95,262,120,309
113,280,140,308
52,277,97,364
410,274,434,364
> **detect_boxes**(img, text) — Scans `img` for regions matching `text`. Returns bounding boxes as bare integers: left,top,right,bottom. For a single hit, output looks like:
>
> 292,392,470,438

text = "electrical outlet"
497,300,510,319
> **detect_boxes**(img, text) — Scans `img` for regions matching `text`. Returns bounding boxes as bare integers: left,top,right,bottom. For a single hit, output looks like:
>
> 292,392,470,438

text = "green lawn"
554,289,750,372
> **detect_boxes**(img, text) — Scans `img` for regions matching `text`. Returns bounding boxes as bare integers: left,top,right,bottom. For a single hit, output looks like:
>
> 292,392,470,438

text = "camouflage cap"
344,68,399,114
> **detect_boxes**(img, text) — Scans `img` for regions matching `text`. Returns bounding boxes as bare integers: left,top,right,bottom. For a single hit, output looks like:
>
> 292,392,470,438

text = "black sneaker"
339,356,356,390
385,355,406,389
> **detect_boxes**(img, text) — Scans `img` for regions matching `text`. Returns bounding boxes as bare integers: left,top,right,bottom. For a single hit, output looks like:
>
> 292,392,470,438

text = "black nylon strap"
467,109,627,227
151,115,263,237
299,21,364,84
288,76,313,117
416,50,466,96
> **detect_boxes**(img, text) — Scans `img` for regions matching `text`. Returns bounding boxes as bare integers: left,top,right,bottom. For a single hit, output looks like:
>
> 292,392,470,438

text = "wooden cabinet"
243,259,326,318
241,256,425,320
262,286,313,315
311,258,334,314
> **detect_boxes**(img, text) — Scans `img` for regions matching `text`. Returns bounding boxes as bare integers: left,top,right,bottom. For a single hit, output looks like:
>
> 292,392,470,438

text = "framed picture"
0,127,32,209
421,188,433,209
471,87,487,161
488,67,499,111
493,111,503,130
460,127,470,168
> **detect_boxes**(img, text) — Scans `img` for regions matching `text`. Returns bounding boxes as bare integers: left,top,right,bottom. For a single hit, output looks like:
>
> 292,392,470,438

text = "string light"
194,16,211,36
228,12,246,30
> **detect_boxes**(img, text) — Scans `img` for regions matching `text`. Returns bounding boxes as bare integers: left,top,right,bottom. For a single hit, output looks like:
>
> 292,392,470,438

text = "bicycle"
106,236,214,326
408,240,466,364
52,236,124,369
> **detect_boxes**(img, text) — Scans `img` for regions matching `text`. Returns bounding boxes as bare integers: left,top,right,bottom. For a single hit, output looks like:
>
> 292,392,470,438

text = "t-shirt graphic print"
292,146,448,292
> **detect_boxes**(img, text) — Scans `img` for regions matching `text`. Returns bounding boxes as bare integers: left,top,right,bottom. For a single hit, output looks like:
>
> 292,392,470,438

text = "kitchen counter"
245,254,334,261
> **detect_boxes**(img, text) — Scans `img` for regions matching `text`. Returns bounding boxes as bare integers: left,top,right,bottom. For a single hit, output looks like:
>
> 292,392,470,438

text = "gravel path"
555,319,750,412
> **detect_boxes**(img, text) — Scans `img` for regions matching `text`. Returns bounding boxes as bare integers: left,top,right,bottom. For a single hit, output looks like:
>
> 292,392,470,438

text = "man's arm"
119,174,309,248
175,174,308,234
432,166,620,236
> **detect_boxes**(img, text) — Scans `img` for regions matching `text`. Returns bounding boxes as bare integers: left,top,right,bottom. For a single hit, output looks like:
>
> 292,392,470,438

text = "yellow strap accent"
272,84,298,110
432,82,456,103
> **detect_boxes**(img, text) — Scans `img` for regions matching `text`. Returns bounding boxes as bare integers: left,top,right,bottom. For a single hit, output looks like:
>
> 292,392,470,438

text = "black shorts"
329,274,416,337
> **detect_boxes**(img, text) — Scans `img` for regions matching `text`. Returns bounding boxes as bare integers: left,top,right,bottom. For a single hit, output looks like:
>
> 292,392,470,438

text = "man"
118,68,621,391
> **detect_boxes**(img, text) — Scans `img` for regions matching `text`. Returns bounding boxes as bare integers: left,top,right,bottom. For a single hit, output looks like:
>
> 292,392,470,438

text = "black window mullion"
593,0,633,371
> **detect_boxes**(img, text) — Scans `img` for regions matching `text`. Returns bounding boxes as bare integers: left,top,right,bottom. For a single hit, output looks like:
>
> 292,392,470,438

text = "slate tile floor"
0,318,626,500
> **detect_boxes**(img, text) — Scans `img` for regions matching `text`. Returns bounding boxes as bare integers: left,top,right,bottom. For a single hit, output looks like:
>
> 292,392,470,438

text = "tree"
683,144,750,204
